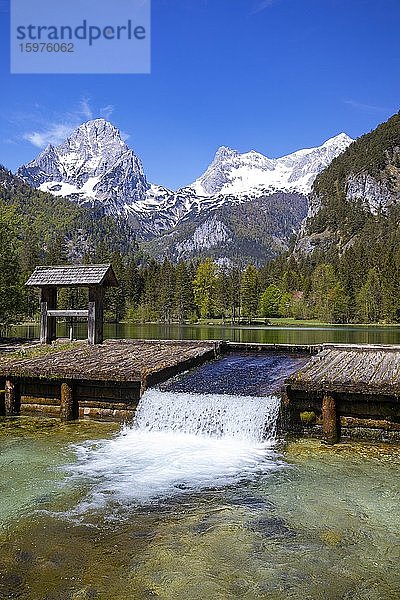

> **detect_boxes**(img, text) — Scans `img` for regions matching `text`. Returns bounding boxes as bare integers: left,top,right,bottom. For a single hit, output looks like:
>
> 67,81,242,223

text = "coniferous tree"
241,264,259,323
356,268,383,323
0,206,22,328
174,262,194,323
159,259,176,323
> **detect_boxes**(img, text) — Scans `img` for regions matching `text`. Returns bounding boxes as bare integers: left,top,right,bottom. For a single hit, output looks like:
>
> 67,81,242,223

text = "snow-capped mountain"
18,119,160,215
17,119,353,242
188,133,353,197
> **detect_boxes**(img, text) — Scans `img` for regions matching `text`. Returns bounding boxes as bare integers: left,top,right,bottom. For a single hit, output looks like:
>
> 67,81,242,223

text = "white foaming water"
64,391,282,511
135,389,280,443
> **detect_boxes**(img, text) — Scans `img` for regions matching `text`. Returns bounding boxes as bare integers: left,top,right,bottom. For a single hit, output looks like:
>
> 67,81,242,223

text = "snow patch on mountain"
17,119,353,239
189,133,353,197
17,119,150,213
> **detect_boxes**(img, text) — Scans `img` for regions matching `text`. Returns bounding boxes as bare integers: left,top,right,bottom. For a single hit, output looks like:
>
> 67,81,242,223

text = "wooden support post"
5,379,20,416
0,388,5,416
60,381,76,421
88,286,104,345
322,394,339,444
40,287,57,344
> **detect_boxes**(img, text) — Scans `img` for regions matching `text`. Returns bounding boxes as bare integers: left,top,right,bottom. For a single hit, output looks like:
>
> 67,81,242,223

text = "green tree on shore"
193,258,217,318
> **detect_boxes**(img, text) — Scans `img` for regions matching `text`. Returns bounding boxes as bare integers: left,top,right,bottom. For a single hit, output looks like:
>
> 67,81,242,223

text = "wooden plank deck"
283,344,400,444
0,339,221,421
0,339,220,383
286,345,400,396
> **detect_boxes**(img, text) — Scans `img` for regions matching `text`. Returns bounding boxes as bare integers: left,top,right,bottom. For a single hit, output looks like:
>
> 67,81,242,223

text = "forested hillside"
286,111,400,323
1,112,400,330
0,166,139,327
145,192,308,265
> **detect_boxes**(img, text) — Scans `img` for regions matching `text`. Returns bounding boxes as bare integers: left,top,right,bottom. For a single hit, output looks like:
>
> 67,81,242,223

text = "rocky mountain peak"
213,145,239,161
189,134,353,197
17,119,150,210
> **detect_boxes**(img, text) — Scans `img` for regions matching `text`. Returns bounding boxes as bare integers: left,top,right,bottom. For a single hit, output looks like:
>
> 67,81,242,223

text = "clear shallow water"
9,321,400,345
0,355,399,599
0,422,399,600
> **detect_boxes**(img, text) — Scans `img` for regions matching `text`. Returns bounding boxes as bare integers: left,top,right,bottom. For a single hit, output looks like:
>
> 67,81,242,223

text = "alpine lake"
1,323,399,600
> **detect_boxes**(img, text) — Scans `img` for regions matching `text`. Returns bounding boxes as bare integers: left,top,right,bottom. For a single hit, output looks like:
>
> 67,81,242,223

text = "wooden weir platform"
283,344,400,443
0,340,221,421
1,340,400,443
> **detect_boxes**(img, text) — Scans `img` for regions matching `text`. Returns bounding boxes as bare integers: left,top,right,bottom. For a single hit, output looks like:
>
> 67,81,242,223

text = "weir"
135,389,280,443
1,339,400,444
67,387,282,509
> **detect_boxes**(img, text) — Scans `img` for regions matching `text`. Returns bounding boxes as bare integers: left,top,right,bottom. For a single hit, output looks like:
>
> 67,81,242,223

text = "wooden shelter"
25,264,118,345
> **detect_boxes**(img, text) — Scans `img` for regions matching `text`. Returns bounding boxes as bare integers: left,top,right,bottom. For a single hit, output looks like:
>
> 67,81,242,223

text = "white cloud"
100,104,114,119
344,99,386,112
23,122,76,148
23,97,96,149
79,97,93,120
22,98,124,149
251,0,278,14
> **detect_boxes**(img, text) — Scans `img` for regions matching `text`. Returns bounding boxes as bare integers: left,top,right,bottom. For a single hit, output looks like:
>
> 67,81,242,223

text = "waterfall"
65,389,282,509
134,390,280,444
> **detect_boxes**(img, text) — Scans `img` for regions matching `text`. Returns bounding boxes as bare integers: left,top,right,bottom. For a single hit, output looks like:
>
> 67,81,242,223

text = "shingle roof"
25,264,118,287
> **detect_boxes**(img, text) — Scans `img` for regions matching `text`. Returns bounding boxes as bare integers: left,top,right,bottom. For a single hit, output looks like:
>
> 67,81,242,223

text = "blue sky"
0,0,399,189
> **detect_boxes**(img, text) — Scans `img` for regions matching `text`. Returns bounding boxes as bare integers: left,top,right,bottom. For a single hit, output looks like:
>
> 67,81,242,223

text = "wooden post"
322,394,339,444
5,379,20,416
60,381,76,421
40,287,57,344
0,388,5,416
88,286,104,345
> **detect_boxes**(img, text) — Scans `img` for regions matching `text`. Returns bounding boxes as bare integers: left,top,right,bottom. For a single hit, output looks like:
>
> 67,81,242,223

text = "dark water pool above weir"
159,352,309,396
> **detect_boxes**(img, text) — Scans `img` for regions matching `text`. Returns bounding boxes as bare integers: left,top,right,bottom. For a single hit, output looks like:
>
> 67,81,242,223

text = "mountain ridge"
15,119,355,263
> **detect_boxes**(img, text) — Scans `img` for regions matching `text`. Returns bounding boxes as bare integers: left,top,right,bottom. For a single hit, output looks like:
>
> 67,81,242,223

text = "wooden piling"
5,378,20,416
88,286,104,345
322,394,339,444
60,381,76,421
40,287,57,344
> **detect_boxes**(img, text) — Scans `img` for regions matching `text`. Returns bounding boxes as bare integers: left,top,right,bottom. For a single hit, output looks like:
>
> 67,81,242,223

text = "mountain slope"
17,119,152,215
188,133,352,197
0,165,138,265
144,192,308,266
296,112,400,255
17,120,353,248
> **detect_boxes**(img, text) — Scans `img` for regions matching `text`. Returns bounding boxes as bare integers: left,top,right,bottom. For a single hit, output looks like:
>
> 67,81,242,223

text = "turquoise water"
1,340,399,599
0,418,399,600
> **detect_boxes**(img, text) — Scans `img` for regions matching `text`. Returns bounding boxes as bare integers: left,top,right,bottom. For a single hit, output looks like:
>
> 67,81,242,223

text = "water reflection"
9,321,400,345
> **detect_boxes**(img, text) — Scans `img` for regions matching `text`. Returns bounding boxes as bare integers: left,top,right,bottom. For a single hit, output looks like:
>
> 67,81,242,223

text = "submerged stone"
247,516,294,538
229,494,274,511
320,530,343,546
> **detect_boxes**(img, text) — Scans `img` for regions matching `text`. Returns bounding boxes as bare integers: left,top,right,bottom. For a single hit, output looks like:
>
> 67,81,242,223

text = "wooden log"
341,416,400,431
47,310,89,318
0,388,5,416
322,394,339,444
5,379,20,415
21,395,60,406
60,381,77,421
79,406,135,421
21,404,60,416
